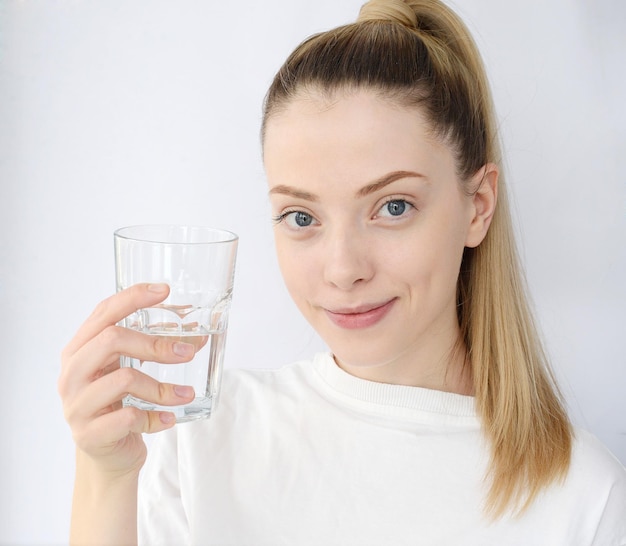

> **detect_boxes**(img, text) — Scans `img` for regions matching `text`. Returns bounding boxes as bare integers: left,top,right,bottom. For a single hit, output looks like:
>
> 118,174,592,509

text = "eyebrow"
356,170,427,197
268,185,319,201
268,170,427,201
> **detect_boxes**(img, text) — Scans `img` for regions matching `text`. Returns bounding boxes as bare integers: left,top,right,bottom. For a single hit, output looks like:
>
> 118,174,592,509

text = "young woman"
59,0,626,544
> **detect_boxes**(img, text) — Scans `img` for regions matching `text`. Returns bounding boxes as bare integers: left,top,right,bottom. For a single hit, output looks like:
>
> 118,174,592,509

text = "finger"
62,283,170,360
60,324,196,398
74,406,178,457
66,366,195,423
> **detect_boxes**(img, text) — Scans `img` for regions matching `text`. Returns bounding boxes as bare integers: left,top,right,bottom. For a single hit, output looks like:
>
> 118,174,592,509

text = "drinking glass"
114,225,238,422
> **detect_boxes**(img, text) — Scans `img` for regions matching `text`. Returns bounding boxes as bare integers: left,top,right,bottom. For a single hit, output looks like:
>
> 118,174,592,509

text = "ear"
465,163,498,248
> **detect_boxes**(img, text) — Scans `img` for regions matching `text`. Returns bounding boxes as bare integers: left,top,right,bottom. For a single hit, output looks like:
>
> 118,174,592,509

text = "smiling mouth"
325,299,396,329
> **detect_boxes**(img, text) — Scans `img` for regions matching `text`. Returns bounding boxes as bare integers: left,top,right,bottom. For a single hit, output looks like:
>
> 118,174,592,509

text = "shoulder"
175,353,331,441
565,428,626,541
565,428,626,507
164,353,338,483
570,428,626,486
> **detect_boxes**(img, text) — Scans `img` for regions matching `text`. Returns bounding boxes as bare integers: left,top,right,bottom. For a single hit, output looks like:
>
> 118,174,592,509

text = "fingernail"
173,342,194,357
174,385,194,398
160,412,175,424
148,283,168,293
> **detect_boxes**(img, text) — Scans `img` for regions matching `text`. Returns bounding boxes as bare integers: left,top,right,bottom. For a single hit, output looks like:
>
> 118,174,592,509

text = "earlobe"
465,163,498,248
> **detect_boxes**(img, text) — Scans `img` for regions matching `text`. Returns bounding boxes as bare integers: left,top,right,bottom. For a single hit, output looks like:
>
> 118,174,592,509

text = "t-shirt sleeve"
587,437,626,546
137,427,190,546
591,469,626,546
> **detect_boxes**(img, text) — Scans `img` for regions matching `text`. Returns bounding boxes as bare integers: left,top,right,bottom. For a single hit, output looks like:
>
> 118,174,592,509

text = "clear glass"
114,225,238,423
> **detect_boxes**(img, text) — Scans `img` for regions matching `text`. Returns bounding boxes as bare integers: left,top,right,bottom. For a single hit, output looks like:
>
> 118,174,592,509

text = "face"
264,90,495,389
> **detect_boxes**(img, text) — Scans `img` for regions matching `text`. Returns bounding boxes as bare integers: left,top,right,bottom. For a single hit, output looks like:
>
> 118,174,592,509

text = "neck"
334,335,473,396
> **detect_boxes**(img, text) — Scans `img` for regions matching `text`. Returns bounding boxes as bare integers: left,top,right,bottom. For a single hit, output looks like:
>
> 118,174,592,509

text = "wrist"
71,450,140,546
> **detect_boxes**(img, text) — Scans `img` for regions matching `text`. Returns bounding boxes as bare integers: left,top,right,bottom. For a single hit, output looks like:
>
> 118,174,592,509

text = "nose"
322,226,374,290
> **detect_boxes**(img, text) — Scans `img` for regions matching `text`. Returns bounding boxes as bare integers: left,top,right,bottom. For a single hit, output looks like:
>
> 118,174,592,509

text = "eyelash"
272,209,316,227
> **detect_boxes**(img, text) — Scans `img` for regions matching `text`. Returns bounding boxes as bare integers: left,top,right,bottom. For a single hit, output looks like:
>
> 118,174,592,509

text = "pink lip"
325,299,396,330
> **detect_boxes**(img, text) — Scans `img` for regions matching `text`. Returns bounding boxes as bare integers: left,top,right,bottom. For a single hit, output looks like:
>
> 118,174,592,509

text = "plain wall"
0,0,624,543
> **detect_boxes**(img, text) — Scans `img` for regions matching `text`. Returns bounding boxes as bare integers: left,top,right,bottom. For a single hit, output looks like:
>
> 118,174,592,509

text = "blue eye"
273,210,317,228
379,199,411,217
290,211,313,227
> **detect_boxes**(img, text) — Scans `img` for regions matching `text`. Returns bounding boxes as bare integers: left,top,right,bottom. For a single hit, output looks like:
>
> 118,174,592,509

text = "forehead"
265,87,433,140
263,89,456,186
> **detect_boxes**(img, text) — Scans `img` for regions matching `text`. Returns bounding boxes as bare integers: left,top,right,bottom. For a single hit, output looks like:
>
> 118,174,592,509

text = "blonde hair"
262,0,572,518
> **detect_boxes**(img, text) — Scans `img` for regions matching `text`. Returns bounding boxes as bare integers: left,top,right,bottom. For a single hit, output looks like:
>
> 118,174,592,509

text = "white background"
0,0,624,543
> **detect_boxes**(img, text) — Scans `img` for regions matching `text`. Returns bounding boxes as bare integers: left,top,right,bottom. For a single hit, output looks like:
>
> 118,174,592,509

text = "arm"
59,284,195,546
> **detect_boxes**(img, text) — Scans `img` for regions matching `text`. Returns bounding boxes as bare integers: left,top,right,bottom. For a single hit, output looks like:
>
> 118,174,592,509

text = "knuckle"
57,374,67,397
120,405,146,430
149,334,169,359
157,381,170,402
149,334,160,355
61,400,74,424
60,344,77,375
99,325,122,347
57,366,77,400
111,366,136,393
60,344,71,363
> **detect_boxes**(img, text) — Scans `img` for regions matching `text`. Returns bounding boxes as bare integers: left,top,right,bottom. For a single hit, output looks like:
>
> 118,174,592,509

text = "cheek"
390,219,467,289
274,237,314,303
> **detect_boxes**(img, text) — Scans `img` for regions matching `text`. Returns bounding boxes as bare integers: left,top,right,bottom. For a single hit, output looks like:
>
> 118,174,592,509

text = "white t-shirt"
138,352,626,545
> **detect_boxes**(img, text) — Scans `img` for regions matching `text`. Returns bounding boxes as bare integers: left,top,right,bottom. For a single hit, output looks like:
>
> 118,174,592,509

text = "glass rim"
114,224,239,245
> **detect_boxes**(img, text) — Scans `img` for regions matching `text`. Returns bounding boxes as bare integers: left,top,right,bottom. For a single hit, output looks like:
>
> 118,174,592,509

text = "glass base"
123,395,213,423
